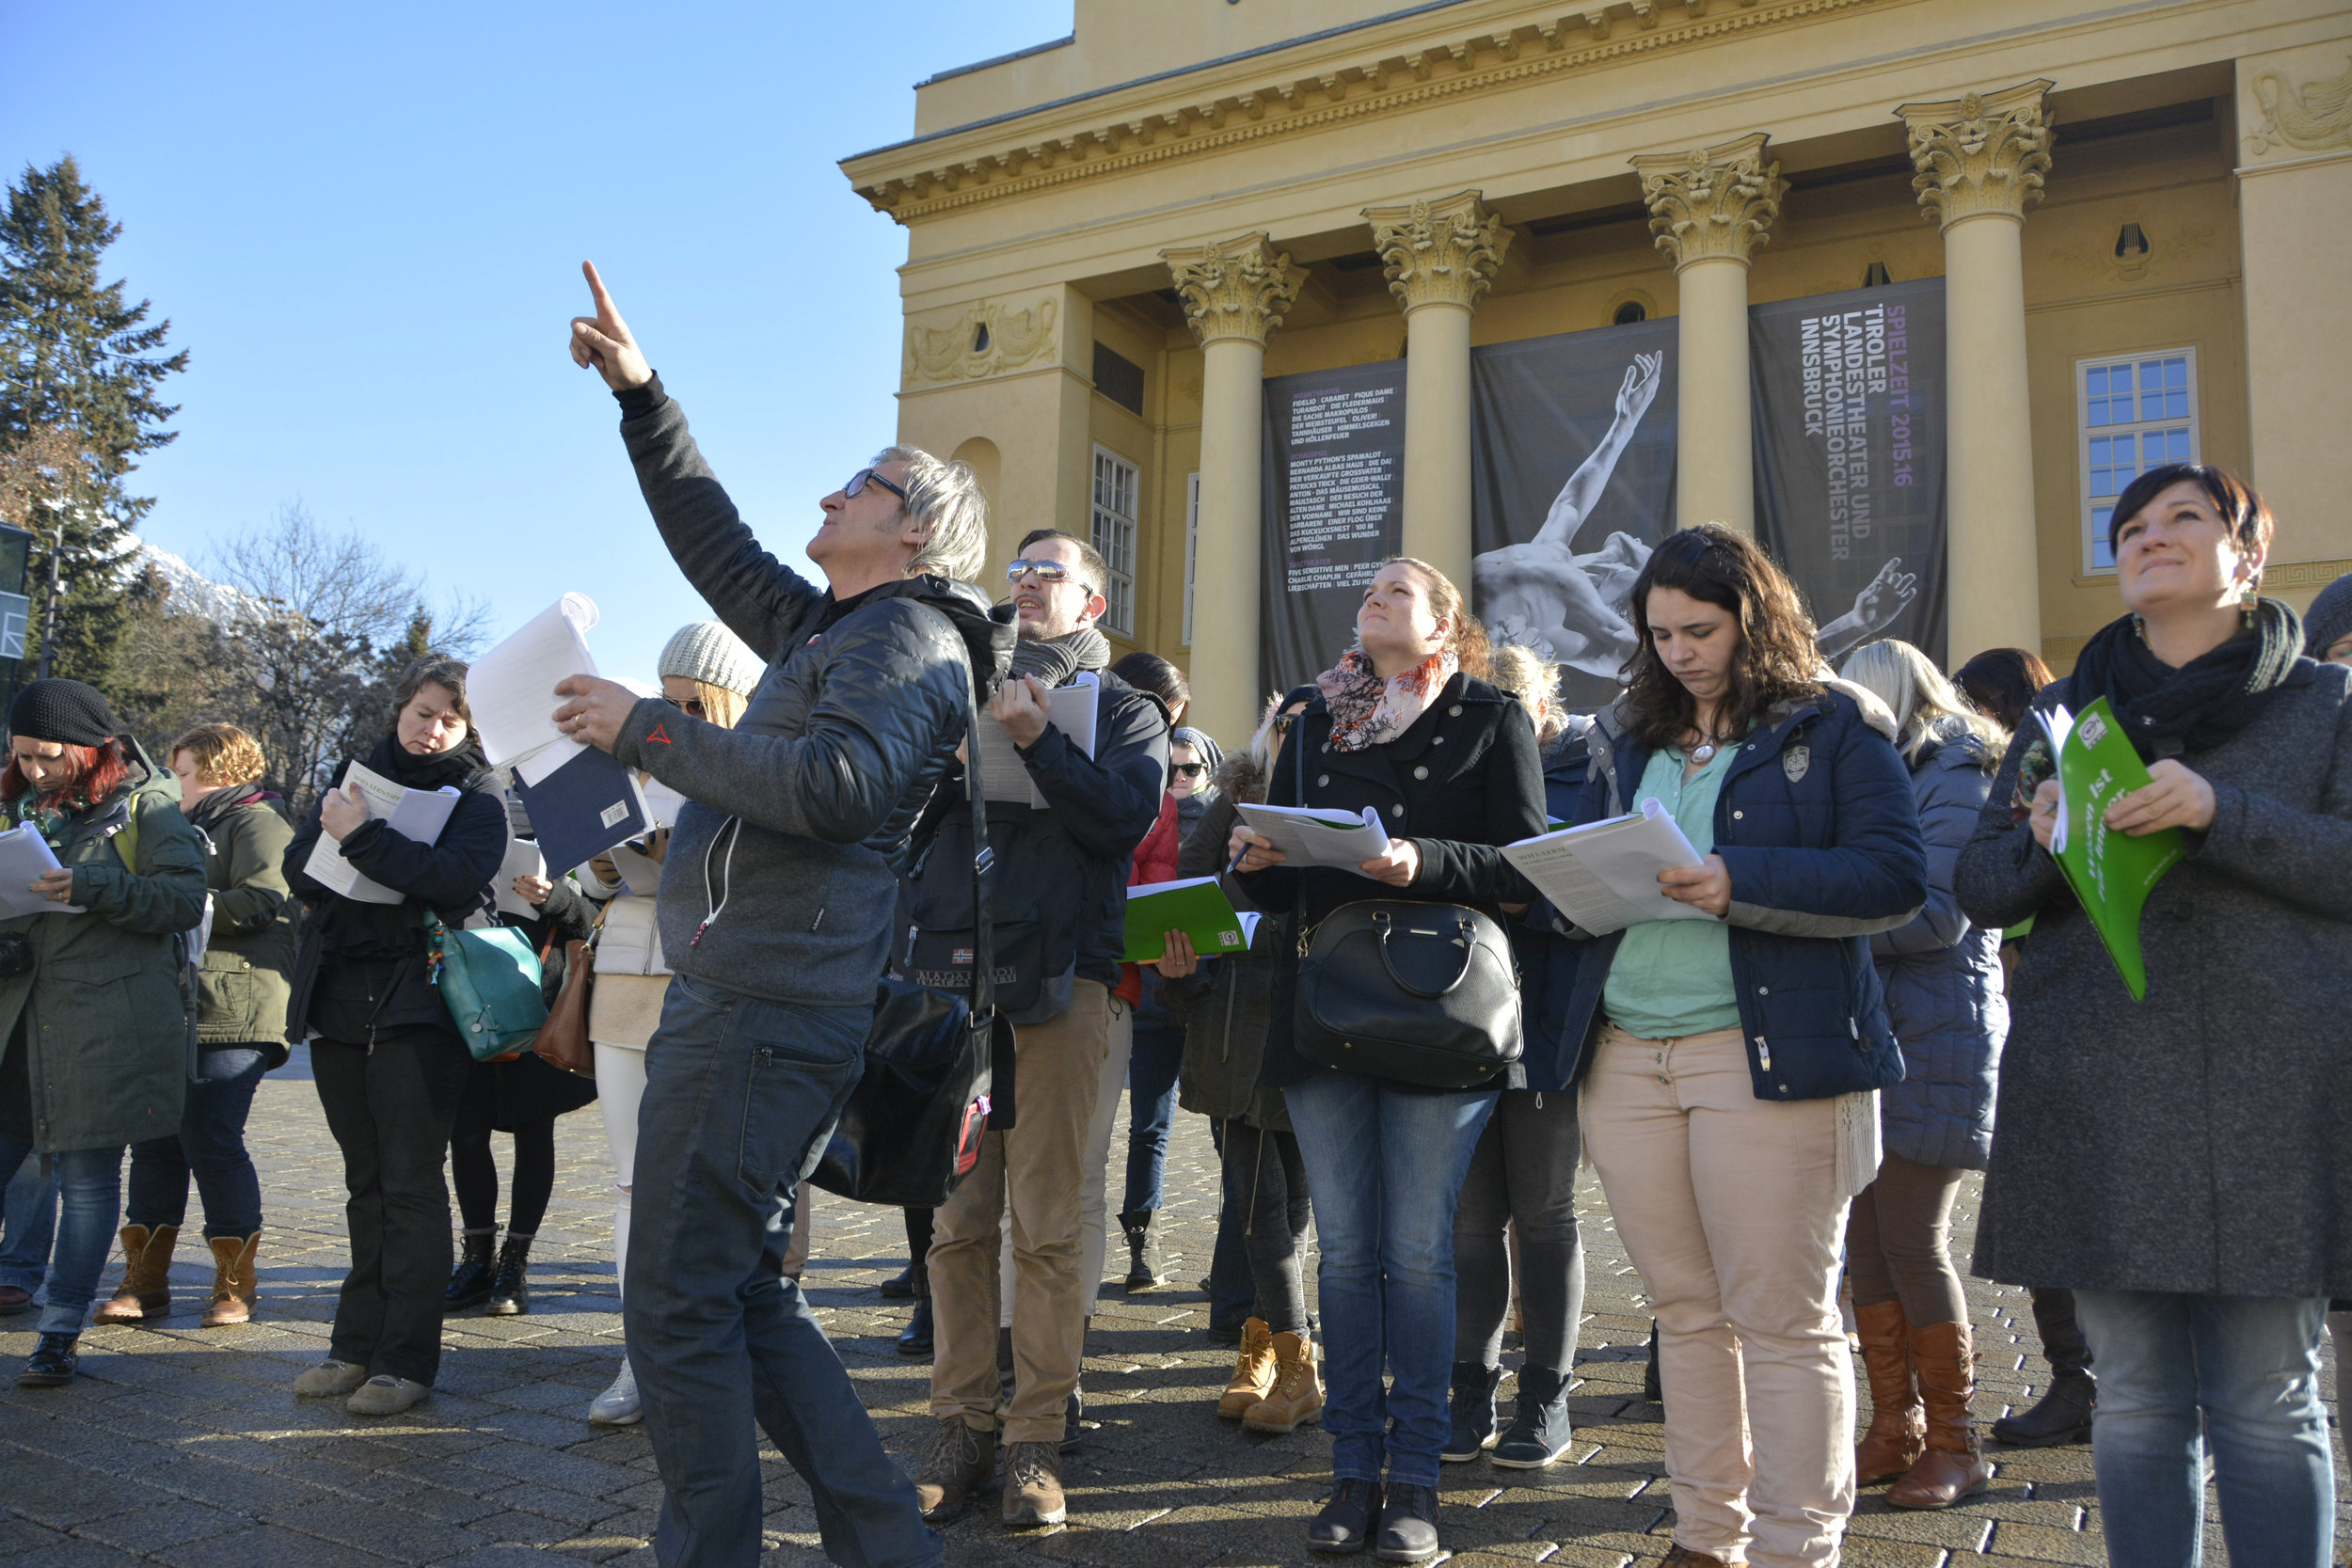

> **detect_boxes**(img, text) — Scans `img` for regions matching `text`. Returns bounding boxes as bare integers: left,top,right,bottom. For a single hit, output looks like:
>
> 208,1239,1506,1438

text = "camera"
0,933,31,979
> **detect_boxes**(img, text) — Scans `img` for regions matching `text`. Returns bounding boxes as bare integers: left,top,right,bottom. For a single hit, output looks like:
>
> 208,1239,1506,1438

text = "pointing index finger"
581,261,626,330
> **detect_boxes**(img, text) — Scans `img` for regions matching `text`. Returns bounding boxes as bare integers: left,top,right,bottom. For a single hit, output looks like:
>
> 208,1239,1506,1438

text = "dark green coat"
189,791,295,1052
0,752,208,1152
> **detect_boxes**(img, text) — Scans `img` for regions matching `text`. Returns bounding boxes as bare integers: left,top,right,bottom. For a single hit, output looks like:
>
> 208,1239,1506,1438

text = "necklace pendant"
1691,740,1717,764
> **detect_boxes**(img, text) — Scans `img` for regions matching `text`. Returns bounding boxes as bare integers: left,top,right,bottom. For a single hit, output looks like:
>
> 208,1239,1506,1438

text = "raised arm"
1532,352,1662,550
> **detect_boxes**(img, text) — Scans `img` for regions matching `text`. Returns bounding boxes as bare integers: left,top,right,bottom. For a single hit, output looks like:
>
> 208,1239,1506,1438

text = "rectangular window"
2078,350,2198,573
1184,471,1200,647
1090,446,1138,637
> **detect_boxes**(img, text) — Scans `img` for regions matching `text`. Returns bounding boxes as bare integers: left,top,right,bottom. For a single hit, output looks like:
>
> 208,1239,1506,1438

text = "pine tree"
0,155,188,687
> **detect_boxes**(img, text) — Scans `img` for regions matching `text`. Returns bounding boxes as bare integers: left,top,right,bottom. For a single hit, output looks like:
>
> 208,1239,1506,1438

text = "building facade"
842,0,2352,742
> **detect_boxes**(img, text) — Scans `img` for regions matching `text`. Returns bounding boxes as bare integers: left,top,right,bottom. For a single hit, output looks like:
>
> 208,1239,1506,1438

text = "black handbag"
1293,900,1522,1089
810,634,1017,1209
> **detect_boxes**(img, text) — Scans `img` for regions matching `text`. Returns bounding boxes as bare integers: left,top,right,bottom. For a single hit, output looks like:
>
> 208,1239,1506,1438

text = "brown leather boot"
1852,1298,1926,1483
1241,1331,1323,1433
1218,1318,1277,1419
1888,1320,1994,1509
200,1233,260,1327
93,1224,177,1323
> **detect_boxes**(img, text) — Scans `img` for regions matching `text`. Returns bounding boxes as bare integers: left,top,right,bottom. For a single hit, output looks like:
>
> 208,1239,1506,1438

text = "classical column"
1632,133,1787,536
1364,191,1512,590
1899,80,2054,661
1162,232,1305,744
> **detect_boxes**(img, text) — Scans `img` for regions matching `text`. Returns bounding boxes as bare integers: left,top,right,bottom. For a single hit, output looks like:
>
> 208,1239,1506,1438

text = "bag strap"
960,644,997,1029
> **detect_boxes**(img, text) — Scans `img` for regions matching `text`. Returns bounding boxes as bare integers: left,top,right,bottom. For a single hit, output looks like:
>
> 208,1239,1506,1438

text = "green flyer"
2037,696,2185,1000
1121,878,1261,964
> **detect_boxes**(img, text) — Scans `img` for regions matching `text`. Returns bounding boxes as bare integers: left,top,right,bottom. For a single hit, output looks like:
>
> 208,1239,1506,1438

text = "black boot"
485,1235,532,1316
1992,1287,2095,1447
1440,1362,1504,1462
446,1229,497,1310
995,1324,1016,1409
898,1276,934,1357
1643,1320,1662,1403
1061,1385,1085,1452
1119,1210,1166,1291
17,1332,78,1387
1375,1481,1441,1563
880,1264,918,1300
1307,1478,1378,1555
1492,1366,1575,1469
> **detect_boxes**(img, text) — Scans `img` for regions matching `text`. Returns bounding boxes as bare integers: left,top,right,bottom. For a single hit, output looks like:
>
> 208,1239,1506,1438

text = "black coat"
1238,672,1546,1088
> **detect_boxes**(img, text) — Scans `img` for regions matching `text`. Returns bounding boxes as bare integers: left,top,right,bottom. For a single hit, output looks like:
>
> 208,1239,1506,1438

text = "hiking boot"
1218,1317,1278,1418
17,1332,78,1387
292,1357,369,1397
912,1416,994,1524
1119,1210,1166,1291
588,1356,642,1425
1375,1482,1440,1564
1492,1365,1575,1469
1853,1299,1926,1483
1887,1321,1994,1509
445,1229,497,1310
1307,1478,1378,1555
346,1375,430,1417
1243,1332,1323,1433
94,1223,176,1323
200,1233,260,1327
484,1236,532,1315
1001,1440,1065,1527
1440,1361,1503,1462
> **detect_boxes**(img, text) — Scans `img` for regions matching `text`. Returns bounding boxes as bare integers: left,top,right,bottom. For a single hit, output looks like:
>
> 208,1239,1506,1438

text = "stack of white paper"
494,839,548,919
469,594,601,787
972,673,1100,809
1502,799,1712,935
1232,802,1394,871
304,761,463,905
0,823,83,917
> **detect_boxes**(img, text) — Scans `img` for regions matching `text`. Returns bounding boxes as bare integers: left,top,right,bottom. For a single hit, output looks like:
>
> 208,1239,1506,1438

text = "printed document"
469,594,601,787
494,839,548,920
0,823,83,917
1233,802,1393,871
1502,799,1712,935
1121,877,1261,962
2033,697,2184,999
303,760,462,905
973,672,1100,809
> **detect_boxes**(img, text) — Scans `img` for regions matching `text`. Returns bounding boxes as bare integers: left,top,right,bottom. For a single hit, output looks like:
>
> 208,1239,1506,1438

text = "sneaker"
17,1332,78,1387
292,1358,370,1398
912,1416,995,1524
1307,1478,1378,1555
1440,1362,1503,1462
345,1375,430,1417
1000,1440,1066,1527
1375,1482,1440,1564
1491,1366,1575,1469
588,1356,642,1425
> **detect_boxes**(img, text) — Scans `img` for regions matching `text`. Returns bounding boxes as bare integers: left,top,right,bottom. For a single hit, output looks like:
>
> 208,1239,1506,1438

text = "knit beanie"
659,621,764,697
2304,573,2352,659
8,679,122,748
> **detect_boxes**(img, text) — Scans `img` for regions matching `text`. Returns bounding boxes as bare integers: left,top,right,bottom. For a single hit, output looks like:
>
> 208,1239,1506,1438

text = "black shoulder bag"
811,642,1017,1208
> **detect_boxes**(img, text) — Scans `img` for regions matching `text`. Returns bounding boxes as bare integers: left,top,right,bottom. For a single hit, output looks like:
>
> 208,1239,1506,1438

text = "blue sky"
0,1,1073,680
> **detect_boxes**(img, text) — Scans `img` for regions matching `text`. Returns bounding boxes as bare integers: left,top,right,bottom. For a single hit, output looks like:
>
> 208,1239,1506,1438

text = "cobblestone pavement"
1,1056,2342,1567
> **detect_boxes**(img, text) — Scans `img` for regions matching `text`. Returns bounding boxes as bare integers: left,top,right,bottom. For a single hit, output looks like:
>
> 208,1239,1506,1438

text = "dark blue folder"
515,745,650,874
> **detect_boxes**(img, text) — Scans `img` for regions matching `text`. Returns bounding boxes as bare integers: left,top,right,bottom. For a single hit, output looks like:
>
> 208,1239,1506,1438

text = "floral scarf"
1316,647,1458,752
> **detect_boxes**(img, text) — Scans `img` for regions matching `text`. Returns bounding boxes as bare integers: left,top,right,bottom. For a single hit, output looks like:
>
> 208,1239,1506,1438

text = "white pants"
999,994,1131,1326
595,1041,647,1298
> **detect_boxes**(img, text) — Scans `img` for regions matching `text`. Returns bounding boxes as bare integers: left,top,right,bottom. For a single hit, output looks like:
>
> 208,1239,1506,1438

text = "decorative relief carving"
2246,57,2352,155
1898,79,2055,229
1160,232,1306,348
1631,132,1787,267
1363,191,1514,312
904,297,1060,386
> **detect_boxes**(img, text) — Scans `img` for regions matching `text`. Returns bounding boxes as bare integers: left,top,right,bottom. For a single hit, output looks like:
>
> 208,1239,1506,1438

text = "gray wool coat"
1954,657,2352,1297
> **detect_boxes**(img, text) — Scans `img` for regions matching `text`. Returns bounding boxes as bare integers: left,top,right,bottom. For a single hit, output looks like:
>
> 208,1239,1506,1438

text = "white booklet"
303,761,463,905
0,823,83,917
1502,799,1712,935
493,838,548,919
1233,801,1394,871
468,594,601,787
972,672,1100,809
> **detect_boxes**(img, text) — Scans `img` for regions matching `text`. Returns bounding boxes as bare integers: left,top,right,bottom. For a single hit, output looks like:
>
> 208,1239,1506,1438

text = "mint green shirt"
1601,743,1743,1040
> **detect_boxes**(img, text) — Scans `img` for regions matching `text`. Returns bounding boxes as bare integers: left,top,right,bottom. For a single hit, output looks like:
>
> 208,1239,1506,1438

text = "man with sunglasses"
557,261,1011,1568
903,529,1168,1530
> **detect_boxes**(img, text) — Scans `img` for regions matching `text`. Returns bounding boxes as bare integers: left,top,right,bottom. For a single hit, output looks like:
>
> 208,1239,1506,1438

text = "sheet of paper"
302,760,463,905
608,840,662,898
494,839,548,919
0,823,83,917
972,672,1101,809
1502,799,1712,935
640,778,689,830
467,594,600,785
1233,801,1394,871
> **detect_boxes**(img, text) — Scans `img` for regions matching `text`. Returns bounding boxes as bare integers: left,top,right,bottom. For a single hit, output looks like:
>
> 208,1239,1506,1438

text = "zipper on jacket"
692,817,742,949
1756,1036,1772,1072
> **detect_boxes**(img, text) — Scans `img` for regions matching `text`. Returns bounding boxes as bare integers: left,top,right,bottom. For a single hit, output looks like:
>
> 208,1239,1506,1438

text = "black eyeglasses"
1171,762,1208,778
845,467,908,502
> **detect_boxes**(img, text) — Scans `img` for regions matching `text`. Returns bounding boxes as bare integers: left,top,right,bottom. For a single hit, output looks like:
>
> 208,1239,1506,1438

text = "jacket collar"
1591,677,1893,806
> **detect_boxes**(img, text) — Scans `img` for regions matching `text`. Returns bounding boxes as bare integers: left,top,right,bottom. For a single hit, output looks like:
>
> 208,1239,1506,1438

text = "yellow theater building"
841,0,2352,742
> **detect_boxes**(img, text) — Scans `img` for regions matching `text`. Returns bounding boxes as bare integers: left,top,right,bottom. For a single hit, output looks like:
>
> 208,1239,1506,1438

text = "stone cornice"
1899,78,2057,229
1160,233,1307,348
846,0,1895,225
1364,191,1513,312
1631,131,1787,268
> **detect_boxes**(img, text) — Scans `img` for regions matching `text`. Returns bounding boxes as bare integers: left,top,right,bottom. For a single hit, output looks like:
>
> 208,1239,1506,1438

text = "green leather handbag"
425,911,548,1061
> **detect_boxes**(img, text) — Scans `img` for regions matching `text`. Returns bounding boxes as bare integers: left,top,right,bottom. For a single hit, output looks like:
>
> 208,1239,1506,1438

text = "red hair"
3,738,130,811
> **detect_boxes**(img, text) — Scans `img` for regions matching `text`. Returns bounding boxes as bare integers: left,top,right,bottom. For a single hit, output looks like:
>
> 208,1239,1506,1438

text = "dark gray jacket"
608,377,1008,1009
1955,657,2352,1296
1873,734,2006,1171
1169,752,1288,1132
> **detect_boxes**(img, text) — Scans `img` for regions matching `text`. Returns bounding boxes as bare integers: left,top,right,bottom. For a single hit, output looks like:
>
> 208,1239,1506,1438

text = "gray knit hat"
659,621,763,697
2304,573,2352,660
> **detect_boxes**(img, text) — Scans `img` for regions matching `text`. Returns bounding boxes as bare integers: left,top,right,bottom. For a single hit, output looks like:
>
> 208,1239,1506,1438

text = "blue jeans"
0,1160,58,1291
1286,1068,1498,1488
0,1141,125,1336
1121,990,1185,1214
1204,1117,1254,1333
2074,1291,2333,1568
625,974,939,1568
125,1047,267,1238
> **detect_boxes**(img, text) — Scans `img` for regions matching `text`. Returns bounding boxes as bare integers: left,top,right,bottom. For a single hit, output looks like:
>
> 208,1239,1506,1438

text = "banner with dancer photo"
1258,359,1406,700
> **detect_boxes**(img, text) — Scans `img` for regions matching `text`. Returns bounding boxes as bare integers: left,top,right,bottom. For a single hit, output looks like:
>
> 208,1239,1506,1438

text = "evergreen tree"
0,155,187,687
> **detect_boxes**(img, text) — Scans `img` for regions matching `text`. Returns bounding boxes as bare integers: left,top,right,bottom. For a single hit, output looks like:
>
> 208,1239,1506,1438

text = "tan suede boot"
200,1233,260,1327
1218,1318,1278,1419
1852,1298,1926,1484
1888,1320,1995,1509
93,1224,177,1323
1241,1331,1324,1433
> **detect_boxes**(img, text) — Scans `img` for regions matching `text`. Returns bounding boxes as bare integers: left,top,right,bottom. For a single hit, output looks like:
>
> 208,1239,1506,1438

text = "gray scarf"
1009,626,1112,688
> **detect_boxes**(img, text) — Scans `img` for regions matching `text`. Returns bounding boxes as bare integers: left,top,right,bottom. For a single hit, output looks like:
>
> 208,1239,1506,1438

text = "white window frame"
1090,445,1139,637
1183,471,1200,647
2077,348,2199,575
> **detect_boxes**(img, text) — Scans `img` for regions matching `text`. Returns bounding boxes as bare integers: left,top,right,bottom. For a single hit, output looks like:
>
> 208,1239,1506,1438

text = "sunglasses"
1171,762,1208,778
1005,559,1096,595
664,695,707,719
845,467,909,502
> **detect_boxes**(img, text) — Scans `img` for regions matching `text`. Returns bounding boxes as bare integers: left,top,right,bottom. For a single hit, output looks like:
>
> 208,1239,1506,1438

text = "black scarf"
362,730,486,792
190,782,278,833
2067,598,2304,759
1009,626,1111,689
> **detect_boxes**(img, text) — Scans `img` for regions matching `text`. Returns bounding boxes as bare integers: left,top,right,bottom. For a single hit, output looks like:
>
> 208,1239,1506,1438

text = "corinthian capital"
1362,190,1514,313
1898,79,2055,229
1161,232,1307,348
1631,133,1788,269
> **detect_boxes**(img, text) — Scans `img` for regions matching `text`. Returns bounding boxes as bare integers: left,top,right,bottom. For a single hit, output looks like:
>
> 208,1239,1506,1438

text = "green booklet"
2036,696,2185,1000
1121,877,1261,964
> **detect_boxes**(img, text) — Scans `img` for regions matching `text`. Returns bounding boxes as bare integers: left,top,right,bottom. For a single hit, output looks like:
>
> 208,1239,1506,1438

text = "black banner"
1469,318,1679,713
1259,360,1406,699
1751,277,1947,668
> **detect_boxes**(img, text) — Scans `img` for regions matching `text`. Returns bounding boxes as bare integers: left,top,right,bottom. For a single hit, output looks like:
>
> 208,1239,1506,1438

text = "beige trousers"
930,979,1112,1445
1581,1023,1856,1568
1001,994,1131,1324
